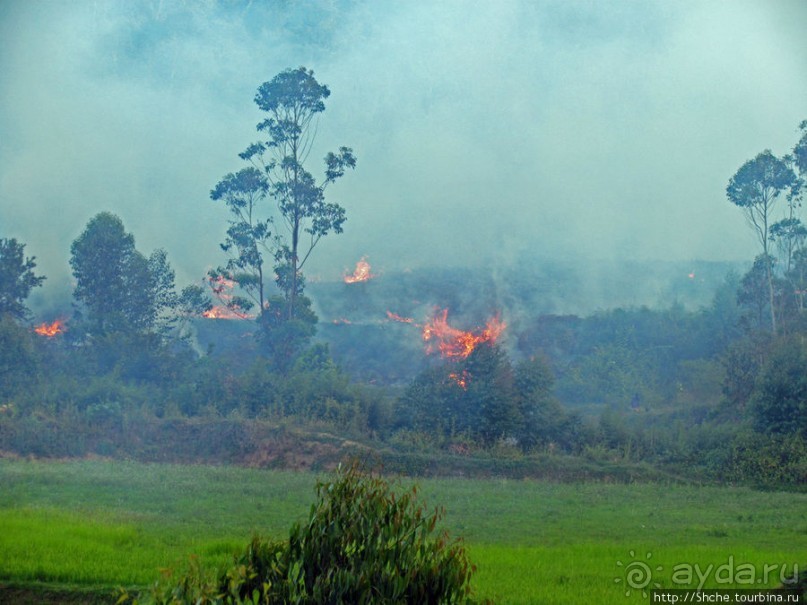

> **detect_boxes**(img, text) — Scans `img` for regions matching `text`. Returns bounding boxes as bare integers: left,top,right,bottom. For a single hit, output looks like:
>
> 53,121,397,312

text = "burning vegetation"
202,306,252,320
385,311,415,324
387,307,506,360
203,275,254,320
343,257,375,284
423,309,506,360
34,320,65,337
448,369,470,390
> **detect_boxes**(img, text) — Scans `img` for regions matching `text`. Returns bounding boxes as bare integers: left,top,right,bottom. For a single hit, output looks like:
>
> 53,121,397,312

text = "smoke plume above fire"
1,1,806,316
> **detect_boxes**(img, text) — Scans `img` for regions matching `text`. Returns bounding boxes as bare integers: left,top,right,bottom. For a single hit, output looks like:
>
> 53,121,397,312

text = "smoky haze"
1,0,806,312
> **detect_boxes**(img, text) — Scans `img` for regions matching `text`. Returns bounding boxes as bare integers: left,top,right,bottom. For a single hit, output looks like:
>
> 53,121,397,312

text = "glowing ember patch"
386,311,415,323
34,320,65,337
448,370,470,389
344,257,375,284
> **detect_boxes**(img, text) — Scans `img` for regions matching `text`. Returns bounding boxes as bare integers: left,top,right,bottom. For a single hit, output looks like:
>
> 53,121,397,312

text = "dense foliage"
398,345,579,451
0,237,45,320
2,116,806,490
130,463,478,604
210,66,355,330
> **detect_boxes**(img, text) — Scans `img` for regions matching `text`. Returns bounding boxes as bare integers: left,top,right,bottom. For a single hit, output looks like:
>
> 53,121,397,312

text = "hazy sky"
1,0,806,296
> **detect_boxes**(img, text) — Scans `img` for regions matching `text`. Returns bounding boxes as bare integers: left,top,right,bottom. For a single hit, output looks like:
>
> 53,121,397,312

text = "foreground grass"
0,459,805,603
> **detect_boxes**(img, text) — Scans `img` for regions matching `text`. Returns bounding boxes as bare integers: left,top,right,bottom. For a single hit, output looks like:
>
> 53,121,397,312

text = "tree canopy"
209,166,272,314
794,120,807,176
70,212,177,336
751,336,807,437
213,66,356,322
0,237,45,320
726,150,798,333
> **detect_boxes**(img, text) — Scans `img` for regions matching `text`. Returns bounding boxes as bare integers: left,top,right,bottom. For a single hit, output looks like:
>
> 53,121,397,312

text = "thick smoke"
1,0,806,314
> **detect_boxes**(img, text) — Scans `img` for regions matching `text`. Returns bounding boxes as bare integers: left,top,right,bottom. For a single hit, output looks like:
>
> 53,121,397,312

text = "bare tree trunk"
762,206,777,334
766,257,777,334
289,217,298,320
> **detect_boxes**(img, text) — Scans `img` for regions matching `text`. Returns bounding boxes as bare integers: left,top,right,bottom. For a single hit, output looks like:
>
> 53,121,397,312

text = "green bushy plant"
279,462,476,604
721,431,807,488
126,462,480,604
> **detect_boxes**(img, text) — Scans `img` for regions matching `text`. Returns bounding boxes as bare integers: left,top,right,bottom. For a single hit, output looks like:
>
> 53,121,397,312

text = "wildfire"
423,309,506,359
209,274,238,294
202,306,252,320
448,370,470,390
386,311,415,324
344,257,375,284
386,308,506,360
34,319,65,337
203,274,254,320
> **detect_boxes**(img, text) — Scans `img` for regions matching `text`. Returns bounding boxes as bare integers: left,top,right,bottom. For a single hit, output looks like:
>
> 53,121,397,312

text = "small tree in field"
280,462,477,604
138,463,480,605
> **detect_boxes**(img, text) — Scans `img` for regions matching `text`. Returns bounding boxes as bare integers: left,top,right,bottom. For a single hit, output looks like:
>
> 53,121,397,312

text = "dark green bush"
280,462,476,604
133,462,480,604
750,336,807,437
720,431,807,488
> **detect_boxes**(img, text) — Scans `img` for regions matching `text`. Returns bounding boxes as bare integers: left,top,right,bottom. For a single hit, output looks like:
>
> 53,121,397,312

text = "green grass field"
0,459,805,604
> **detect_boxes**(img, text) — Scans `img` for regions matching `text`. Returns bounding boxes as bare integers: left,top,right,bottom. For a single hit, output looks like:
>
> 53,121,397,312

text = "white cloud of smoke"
1,0,805,308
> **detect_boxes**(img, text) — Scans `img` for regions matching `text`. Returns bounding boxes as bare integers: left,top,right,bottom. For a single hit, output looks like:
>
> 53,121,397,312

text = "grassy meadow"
0,459,805,604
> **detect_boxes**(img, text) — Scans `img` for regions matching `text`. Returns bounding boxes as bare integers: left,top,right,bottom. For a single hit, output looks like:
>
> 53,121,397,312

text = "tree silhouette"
213,67,356,320
0,237,45,321
727,150,797,333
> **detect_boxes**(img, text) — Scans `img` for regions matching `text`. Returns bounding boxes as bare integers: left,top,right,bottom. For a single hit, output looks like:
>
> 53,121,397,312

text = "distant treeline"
1,119,806,488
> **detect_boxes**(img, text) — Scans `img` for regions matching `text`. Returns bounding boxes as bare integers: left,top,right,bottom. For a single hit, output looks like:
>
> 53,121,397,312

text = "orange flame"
422,309,505,359
204,274,254,319
344,257,375,284
34,319,65,337
202,306,252,320
386,308,505,359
